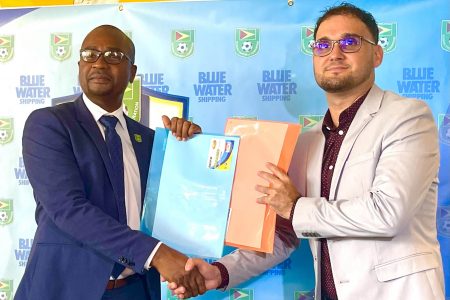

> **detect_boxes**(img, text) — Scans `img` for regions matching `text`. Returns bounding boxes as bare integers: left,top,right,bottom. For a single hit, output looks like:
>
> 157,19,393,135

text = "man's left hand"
162,115,202,141
256,162,300,219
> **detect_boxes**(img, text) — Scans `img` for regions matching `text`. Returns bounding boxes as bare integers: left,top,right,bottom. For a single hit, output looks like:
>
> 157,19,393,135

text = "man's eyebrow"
80,46,124,52
316,32,359,40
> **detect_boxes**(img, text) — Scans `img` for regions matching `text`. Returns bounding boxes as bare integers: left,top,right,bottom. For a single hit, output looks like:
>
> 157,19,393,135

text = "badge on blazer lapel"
134,134,142,143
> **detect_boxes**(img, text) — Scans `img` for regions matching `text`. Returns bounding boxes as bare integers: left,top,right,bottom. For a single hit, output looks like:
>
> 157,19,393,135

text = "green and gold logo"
438,113,450,145
441,20,450,52
50,33,72,61
0,279,12,300
172,30,194,58
299,115,323,131
0,199,13,226
294,290,314,299
0,35,14,63
235,28,259,57
123,76,141,122
230,288,253,300
0,118,13,145
378,23,397,53
300,25,315,56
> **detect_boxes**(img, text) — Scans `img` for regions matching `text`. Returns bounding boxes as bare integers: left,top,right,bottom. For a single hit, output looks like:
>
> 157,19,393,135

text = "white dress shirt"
83,95,160,278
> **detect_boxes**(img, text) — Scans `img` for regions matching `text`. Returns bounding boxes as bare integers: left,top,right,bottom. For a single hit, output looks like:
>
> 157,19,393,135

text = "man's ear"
373,44,383,68
129,64,137,83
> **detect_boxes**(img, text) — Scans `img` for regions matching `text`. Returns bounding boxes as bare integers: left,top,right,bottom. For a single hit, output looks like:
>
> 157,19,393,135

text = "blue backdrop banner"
0,1,449,299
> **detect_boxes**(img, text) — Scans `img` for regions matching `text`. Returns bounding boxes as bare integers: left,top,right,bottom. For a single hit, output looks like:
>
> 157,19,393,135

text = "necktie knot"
99,115,119,129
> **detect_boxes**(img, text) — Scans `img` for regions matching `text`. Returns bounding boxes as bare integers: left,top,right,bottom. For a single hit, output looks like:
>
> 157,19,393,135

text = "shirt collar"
82,93,127,129
322,89,370,132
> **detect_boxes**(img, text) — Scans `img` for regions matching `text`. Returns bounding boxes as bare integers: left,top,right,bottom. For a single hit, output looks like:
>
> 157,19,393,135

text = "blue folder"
141,128,240,258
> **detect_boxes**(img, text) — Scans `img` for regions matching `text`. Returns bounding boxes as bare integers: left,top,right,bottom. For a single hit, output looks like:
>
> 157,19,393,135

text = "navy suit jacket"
16,96,161,300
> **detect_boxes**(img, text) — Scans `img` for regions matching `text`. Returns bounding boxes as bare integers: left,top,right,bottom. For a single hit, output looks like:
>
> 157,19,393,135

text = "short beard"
317,75,354,93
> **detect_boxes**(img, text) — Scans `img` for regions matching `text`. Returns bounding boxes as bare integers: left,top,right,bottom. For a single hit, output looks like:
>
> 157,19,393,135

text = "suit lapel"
74,97,127,223
329,85,384,200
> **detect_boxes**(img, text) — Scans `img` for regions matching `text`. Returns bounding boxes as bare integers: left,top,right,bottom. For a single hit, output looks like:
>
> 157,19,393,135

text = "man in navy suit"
15,25,205,300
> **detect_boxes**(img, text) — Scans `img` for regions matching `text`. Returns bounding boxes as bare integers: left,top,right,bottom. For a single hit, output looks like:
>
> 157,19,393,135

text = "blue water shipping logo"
258,70,297,102
16,75,51,105
194,71,232,103
397,67,440,100
263,258,292,276
15,157,29,186
15,238,33,267
140,73,169,93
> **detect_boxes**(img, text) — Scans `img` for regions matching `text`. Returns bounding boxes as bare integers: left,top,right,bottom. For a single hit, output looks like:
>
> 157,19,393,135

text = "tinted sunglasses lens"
314,41,331,56
81,50,98,62
340,36,360,52
103,51,123,64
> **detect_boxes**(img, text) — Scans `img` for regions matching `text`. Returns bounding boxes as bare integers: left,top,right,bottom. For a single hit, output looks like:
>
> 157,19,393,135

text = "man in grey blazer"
168,3,445,300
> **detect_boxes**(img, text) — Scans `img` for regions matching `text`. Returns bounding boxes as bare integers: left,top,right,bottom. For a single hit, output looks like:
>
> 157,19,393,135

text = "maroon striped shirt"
320,92,367,300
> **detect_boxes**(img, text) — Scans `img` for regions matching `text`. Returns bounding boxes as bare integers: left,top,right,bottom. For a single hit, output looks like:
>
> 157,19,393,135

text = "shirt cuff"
144,241,163,270
211,261,229,289
289,197,300,222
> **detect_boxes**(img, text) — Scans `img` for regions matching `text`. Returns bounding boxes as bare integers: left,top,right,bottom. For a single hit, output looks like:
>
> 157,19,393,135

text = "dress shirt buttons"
338,130,344,135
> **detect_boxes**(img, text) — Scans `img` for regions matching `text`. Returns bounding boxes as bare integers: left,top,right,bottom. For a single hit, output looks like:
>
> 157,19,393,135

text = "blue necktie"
99,115,126,278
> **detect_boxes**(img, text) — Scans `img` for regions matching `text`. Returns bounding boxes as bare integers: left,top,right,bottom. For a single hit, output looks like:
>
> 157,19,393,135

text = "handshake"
152,244,223,299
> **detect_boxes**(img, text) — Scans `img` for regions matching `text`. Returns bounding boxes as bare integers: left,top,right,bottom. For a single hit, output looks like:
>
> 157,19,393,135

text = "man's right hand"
167,258,222,299
151,244,206,298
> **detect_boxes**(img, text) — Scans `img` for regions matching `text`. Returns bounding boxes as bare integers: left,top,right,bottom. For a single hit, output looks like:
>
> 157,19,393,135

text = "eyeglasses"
79,49,133,65
310,35,376,57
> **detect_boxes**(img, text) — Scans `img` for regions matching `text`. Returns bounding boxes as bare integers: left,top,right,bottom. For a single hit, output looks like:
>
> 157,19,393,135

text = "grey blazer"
219,85,445,300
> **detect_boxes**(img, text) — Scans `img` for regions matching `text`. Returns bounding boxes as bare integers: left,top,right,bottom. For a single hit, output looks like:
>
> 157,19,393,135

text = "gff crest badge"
300,25,315,56
0,35,14,63
0,199,13,226
50,33,72,61
172,30,194,58
377,23,397,53
441,20,450,52
235,28,259,57
0,118,13,145
0,279,13,300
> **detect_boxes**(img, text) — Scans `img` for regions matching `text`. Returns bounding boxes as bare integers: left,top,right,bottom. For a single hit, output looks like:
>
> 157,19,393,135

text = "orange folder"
224,118,301,253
